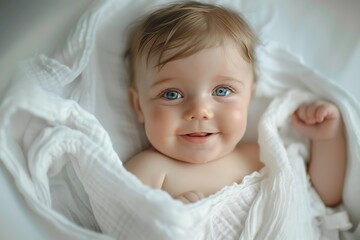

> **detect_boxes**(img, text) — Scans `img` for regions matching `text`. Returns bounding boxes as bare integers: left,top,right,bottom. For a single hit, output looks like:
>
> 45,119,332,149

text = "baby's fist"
176,190,204,204
292,101,344,140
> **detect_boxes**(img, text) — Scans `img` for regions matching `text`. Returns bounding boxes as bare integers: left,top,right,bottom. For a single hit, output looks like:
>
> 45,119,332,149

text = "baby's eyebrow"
216,76,245,85
151,77,173,88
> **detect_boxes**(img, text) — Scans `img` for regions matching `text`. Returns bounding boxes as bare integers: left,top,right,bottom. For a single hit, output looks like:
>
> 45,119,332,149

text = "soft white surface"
0,1,91,239
0,41,354,239
1,0,359,239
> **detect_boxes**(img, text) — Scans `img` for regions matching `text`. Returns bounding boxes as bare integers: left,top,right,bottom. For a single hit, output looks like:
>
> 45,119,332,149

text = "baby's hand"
292,101,344,140
176,190,205,204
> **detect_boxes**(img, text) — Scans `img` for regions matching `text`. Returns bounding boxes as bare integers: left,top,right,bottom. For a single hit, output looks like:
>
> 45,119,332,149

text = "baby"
124,1,347,205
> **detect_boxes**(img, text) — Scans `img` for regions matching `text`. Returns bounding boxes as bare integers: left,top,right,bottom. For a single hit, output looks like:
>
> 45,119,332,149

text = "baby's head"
126,1,258,163
126,1,257,86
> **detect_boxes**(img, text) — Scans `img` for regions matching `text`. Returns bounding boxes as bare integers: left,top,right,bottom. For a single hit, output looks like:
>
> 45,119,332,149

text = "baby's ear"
129,87,144,123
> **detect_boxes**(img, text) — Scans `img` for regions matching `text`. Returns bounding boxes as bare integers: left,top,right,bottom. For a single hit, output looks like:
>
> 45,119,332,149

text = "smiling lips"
181,132,217,144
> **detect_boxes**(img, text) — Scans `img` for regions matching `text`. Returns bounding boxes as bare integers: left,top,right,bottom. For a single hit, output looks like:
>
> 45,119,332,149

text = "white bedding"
1,0,359,239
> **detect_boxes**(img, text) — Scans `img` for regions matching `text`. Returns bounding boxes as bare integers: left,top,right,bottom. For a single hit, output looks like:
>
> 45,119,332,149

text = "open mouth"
186,132,213,137
181,132,216,144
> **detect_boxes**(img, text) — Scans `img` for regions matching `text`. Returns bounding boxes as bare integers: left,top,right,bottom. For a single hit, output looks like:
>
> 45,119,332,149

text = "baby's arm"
292,101,347,207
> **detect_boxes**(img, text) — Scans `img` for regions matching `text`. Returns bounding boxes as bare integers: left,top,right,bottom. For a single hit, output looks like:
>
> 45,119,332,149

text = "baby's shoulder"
124,148,169,188
125,148,168,170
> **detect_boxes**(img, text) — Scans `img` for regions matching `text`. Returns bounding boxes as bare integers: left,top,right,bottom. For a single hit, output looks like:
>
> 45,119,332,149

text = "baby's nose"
183,98,214,120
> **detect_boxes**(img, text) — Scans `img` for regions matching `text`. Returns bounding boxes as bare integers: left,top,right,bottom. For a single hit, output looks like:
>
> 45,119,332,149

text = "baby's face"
131,45,254,163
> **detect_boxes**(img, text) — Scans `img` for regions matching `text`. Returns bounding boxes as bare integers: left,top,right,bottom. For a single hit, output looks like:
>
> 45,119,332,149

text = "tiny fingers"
293,101,343,140
314,104,328,122
176,190,205,204
295,101,331,125
295,103,317,124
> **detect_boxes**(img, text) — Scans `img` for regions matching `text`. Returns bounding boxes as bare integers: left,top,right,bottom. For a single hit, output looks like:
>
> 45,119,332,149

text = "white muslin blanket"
0,1,358,239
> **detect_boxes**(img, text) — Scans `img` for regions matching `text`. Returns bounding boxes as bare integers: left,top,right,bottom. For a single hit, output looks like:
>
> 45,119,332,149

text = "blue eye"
213,86,232,97
162,90,183,100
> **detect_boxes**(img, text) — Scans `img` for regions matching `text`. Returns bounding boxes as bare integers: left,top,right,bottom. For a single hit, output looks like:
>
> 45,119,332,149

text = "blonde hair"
125,1,258,84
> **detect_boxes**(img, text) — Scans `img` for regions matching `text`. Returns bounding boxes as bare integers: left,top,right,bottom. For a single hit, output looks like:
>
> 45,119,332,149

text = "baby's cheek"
145,107,173,134
226,107,245,123
153,107,172,124
224,108,247,135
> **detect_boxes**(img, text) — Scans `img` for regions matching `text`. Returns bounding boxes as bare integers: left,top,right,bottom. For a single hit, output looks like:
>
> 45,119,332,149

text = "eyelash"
160,89,183,100
212,85,236,96
159,85,236,100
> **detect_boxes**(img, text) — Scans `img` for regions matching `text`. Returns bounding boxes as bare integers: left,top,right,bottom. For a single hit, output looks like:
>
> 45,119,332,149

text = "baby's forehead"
135,45,254,85
138,41,248,70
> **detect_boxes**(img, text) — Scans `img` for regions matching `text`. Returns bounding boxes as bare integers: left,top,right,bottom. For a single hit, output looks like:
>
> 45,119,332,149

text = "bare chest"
161,155,255,198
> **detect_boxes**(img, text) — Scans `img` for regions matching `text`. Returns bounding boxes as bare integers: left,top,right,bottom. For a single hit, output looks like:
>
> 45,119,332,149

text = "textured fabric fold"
0,0,358,239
